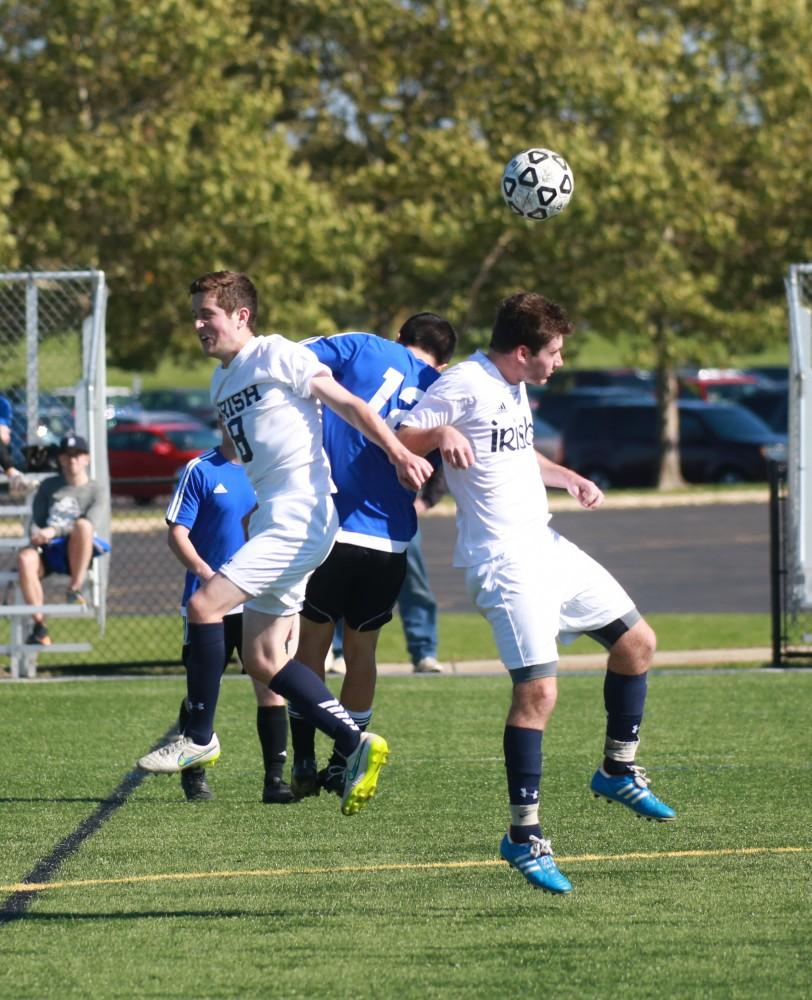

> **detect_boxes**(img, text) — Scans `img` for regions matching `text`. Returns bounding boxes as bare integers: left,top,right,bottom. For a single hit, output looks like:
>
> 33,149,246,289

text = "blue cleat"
499,834,573,894
590,765,676,821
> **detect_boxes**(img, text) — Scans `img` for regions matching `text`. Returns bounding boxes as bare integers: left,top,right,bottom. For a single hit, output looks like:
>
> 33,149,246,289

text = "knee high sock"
270,659,361,757
257,705,289,781
504,725,543,843
288,707,317,762
603,669,648,773
185,622,226,745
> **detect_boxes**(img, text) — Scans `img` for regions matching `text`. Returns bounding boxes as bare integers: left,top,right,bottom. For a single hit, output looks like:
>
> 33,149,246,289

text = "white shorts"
464,526,636,671
220,494,339,617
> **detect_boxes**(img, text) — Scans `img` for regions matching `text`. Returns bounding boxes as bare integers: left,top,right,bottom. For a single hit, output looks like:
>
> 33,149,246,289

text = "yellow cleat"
340,733,389,816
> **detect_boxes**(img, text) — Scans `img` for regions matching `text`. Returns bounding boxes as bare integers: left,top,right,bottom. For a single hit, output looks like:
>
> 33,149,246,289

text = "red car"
678,371,760,403
107,418,221,502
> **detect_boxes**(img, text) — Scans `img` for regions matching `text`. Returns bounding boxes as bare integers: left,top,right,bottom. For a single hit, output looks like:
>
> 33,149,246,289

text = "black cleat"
291,758,320,799
262,776,297,804
318,762,346,797
180,766,213,801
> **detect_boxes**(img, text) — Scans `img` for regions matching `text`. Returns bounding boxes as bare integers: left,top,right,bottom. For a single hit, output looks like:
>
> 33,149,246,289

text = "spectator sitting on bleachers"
16,433,110,646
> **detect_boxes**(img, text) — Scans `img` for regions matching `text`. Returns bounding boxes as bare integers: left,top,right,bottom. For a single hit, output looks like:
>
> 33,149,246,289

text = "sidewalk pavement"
379,647,776,676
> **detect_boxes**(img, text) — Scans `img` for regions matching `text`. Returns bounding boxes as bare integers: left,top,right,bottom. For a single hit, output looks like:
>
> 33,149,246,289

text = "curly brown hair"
490,291,573,353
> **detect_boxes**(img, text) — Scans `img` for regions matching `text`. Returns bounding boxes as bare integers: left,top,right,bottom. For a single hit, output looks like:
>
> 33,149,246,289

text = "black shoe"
291,758,320,799
262,776,297,804
26,622,51,646
180,766,213,801
318,762,346,797
318,750,348,797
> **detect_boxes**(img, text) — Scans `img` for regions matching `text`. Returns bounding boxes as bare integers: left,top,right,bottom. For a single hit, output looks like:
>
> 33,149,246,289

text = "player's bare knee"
187,588,219,624
510,675,558,727
609,619,656,675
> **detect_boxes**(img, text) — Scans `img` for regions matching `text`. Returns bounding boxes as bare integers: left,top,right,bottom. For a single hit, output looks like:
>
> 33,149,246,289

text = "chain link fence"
0,271,185,673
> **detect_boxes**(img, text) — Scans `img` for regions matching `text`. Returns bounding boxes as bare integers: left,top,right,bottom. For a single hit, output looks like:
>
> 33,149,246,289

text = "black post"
768,461,785,666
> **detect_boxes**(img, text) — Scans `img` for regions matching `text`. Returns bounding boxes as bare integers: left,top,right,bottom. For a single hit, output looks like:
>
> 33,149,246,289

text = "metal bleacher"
0,475,99,678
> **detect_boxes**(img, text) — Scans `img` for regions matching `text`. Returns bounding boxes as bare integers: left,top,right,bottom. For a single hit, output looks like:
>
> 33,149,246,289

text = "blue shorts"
40,535,111,576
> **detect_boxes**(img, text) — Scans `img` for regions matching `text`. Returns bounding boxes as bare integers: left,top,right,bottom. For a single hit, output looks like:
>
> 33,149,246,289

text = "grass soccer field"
1,668,809,999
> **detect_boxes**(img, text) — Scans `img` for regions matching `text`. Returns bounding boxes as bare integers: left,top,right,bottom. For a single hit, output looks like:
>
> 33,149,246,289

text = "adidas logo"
497,402,507,412
213,483,229,494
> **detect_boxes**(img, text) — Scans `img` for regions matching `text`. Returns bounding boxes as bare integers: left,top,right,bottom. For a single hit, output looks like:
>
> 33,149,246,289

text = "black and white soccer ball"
501,148,574,221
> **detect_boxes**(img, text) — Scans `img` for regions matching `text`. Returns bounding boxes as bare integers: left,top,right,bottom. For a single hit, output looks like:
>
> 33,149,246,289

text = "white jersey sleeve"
254,334,330,398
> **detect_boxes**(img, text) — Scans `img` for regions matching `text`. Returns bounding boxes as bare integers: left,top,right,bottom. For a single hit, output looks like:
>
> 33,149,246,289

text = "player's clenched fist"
393,450,434,492
438,426,474,470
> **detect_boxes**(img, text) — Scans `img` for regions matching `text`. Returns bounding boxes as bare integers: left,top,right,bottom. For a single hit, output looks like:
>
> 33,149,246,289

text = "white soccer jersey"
400,350,550,567
210,334,335,507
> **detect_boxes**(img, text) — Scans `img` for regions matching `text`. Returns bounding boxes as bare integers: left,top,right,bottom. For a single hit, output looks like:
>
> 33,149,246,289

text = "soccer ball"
501,148,574,221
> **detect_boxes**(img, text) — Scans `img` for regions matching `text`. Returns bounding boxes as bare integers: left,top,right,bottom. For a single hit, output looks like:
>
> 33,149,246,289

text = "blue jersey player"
290,313,457,798
165,427,295,804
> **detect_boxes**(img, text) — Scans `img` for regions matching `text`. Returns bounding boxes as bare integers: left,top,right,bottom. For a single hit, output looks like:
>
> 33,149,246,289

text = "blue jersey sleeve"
166,461,205,529
305,333,363,380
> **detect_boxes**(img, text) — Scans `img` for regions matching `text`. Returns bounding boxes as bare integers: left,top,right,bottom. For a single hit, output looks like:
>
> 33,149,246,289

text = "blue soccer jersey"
165,447,257,609
305,333,440,551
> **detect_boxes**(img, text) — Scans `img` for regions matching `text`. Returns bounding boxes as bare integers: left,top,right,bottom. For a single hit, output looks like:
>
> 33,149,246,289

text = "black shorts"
302,541,407,632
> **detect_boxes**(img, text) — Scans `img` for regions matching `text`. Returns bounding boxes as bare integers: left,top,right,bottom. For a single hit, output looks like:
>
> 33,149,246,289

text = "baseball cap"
59,434,89,454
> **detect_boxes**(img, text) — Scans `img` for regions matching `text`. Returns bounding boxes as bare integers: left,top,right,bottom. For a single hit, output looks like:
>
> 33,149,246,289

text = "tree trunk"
655,319,687,490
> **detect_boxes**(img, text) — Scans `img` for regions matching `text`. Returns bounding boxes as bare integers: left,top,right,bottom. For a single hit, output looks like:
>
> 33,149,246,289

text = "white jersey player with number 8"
137,271,432,820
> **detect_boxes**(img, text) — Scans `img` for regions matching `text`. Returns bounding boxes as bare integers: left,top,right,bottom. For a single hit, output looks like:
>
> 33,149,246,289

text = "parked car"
743,365,788,388
546,367,656,394
528,385,649,431
532,413,563,463
107,418,220,501
738,388,788,434
2,390,76,470
137,388,217,427
678,369,760,403
562,398,786,489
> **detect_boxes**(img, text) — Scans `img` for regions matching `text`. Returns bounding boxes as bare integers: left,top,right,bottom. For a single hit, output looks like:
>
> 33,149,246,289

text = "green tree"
0,0,367,367
257,0,810,486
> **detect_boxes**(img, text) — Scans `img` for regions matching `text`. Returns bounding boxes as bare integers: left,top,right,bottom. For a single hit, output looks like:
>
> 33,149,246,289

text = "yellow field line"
2,846,808,895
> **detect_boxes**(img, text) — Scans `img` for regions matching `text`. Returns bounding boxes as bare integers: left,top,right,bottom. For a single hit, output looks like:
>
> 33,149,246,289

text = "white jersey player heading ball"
398,290,675,894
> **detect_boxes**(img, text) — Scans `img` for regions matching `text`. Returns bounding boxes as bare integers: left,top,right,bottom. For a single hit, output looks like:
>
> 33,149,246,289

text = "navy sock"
603,670,647,774
504,725,543,843
603,670,647,742
185,622,225,745
257,705,289,781
288,710,317,762
270,659,361,757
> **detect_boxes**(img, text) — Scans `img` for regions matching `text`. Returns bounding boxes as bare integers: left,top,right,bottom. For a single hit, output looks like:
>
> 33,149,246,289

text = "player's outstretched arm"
536,451,604,510
398,425,475,470
310,373,433,491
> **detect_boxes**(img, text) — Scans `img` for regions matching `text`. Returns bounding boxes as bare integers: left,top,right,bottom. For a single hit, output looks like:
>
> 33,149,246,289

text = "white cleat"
138,733,221,774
